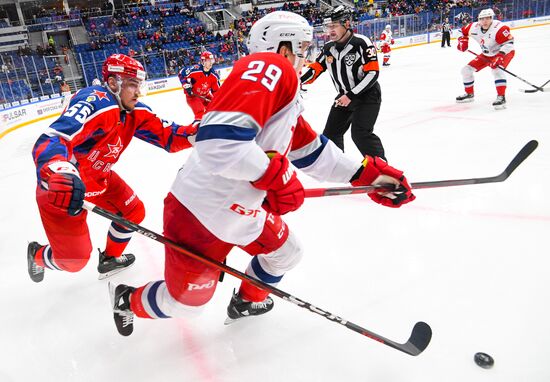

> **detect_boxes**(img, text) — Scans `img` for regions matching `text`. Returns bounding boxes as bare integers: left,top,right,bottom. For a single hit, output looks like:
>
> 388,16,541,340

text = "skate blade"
98,263,134,280
493,104,506,110
456,99,474,103
224,315,251,325
108,282,117,309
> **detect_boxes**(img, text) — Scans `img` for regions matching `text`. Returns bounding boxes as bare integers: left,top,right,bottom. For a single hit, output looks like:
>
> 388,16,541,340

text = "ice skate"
224,289,274,325
97,249,135,279
492,95,506,110
456,93,474,103
27,242,44,283
109,282,135,336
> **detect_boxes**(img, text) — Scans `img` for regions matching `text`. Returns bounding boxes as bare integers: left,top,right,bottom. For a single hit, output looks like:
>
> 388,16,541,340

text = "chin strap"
106,75,130,112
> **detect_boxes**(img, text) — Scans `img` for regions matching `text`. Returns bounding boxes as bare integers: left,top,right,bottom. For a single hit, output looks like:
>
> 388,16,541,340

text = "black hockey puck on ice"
474,352,494,369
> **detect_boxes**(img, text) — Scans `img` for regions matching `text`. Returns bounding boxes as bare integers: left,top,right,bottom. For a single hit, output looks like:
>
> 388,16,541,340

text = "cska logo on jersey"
104,137,124,158
344,54,356,66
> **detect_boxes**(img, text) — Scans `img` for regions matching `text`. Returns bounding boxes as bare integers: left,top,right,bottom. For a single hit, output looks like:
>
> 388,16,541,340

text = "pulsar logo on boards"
344,54,356,66
230,203,261,218
188,280,215,291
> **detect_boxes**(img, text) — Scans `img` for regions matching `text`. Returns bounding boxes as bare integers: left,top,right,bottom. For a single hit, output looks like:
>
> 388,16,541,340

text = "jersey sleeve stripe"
362,61,379,72
290,134,328,169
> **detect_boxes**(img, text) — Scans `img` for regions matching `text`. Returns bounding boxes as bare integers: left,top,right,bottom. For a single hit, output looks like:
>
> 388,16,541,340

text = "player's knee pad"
166,270,220,307
255,230,304,277
124,198,145,224
491,68,507,82
54,248,91,272
461,65,474,80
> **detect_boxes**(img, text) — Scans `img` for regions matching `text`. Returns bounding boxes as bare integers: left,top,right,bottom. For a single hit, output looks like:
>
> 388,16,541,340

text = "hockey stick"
520,79,550,93
467,50,546,92
305,140,538,198
82,200,432,356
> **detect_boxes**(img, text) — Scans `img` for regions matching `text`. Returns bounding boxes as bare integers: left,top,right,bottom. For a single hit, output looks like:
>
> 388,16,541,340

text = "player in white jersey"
455,8,515,108
379,24,394,66
107,11,415,336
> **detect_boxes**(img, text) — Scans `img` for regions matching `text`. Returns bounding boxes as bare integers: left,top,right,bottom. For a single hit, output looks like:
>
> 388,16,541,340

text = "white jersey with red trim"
461,20,514,57
379,30,392,46
170,52,359,245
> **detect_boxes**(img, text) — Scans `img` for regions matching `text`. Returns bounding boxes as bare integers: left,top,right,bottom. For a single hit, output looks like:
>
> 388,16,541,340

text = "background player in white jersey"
379,24,394,66
108,11,415,336
455,8,515,108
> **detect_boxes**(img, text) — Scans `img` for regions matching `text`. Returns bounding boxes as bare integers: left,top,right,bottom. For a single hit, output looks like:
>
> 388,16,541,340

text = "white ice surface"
1,24,549,382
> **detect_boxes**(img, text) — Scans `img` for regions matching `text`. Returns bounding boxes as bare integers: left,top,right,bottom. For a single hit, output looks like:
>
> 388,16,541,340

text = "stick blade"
504,140,538,178
402,321,432,356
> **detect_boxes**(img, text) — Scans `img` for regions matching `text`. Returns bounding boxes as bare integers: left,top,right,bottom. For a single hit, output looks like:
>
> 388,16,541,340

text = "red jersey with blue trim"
170,52,360,245
178,64,220,98
32,85,192,195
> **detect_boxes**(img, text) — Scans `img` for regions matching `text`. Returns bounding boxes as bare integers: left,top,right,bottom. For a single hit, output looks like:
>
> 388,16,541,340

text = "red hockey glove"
175,123,198,137
41,161,86,215
47,173,86,216
490,53,504,69
457,36,469,52
252,153,305,215
350,156,415,208
391,39,395,45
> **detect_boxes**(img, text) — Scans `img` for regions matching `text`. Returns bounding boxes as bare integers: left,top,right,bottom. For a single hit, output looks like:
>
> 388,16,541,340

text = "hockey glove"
175,123,198,137
252,153,305,216
41,161,86,215
457,36,469,52
489,53,504,69
183,82,193,97
350,156,415,208
391,39,395,45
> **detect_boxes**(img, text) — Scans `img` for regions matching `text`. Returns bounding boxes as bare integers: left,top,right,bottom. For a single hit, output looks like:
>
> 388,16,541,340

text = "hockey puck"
474,352,494,369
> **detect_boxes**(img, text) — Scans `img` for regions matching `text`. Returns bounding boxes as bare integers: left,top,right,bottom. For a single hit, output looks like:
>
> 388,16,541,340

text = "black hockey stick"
467,50,545,92
82,200,431,356
305,140,537,198
520,79,550,93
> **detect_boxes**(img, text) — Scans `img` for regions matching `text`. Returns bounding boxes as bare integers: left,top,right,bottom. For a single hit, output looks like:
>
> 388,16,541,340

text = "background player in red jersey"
178,50,220,124
379,24,394,66
107,12,415,337
28,54,197,283
455,8,515,109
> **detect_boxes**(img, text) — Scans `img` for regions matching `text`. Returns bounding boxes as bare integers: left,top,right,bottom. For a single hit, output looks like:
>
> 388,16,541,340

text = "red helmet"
102,54,146,82
200,51,214,62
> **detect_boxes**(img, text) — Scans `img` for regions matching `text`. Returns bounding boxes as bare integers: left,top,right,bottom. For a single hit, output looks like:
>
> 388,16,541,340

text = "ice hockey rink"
1,24,549,382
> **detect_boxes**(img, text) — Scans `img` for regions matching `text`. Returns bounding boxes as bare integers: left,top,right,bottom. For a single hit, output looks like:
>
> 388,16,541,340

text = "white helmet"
478,8,495,19
246,11,313,56
385,24,391,30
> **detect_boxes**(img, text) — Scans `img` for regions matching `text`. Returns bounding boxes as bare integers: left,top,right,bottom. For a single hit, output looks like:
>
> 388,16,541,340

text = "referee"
441,17,451,47
301,5,385,160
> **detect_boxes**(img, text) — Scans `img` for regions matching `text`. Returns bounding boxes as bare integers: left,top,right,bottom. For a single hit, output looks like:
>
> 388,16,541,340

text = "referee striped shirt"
301,32,380,99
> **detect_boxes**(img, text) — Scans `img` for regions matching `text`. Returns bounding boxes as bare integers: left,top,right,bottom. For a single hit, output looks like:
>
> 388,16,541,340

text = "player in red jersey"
28,54,197,283
455,8,515,109
178,50,220,124
108,12,415,336
379,24,394,66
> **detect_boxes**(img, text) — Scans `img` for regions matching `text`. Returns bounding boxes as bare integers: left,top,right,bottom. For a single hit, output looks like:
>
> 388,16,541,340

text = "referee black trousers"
323,99,385,160
441,31,451,47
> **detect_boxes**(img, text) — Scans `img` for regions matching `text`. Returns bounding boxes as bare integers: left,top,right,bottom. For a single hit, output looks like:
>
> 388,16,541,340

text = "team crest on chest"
344,54,356,66
105,137,124,159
